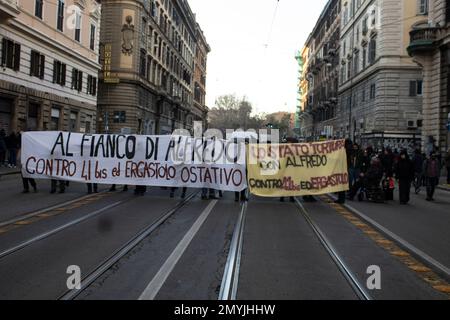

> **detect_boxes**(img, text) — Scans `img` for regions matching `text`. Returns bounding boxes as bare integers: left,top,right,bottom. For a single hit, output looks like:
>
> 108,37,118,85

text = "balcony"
0,0,20,20
407,27,439,56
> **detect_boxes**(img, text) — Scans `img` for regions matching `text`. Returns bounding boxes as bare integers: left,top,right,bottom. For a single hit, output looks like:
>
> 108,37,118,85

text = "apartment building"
98,0,206,135
0,0,101,134
193,23,210,129
407,0,450,153
338,0,425,151
301,0,341,140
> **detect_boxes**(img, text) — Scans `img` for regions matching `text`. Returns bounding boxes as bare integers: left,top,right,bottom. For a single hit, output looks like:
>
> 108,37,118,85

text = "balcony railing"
0,0,19,19
407,27,439,56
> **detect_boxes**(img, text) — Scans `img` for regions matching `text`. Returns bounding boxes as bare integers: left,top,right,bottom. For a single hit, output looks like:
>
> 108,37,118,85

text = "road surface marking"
324,194,450,299
139,200,218,300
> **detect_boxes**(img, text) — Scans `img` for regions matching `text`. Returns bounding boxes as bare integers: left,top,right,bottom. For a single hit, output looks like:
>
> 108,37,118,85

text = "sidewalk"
437,183,450,192
0,166,21,177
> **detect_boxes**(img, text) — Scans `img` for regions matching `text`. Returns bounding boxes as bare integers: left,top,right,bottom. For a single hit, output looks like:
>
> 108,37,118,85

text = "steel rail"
0,190,109,228
218,198,248,300
58,191,200,300
295,198,372,300
327,194,450,281
0,198,132,260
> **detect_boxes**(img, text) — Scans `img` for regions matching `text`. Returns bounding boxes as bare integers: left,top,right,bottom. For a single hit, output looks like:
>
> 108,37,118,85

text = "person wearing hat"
394,150,414,205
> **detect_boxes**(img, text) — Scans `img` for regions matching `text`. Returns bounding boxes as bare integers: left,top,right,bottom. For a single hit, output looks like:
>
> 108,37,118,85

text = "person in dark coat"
87,183,98,194
5,132,18,167
381,148,394,178
445,148,450,185
423,152,441,201
394,150,415,205
412,148,424,193
336,139,352,204
0,129,6,166
348,157,384,200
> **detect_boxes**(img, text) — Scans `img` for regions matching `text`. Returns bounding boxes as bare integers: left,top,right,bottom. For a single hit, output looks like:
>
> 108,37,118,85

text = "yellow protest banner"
247,140,349,197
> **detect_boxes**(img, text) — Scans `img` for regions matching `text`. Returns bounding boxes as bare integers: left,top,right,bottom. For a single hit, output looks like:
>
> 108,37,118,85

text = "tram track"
294,198,372,300
219,195,370,300
0,197,133,260
58,190,200,300
0,190,110,229
218,199,247,300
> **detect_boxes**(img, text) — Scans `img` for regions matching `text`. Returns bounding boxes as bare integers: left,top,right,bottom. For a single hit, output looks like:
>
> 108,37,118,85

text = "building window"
69,111,78,132
50,107,61,131
418,0,429,15
90,24,96,50
53,60,66,86
362,46,367,69
1,39,21,71
87,75,97,96
361,88,366,102
35,0,43,19
30,50,45,79
85,114,93,134
57,0,65,31
370,83,376,99
75,11,82,42
353,51,359,74
368,37,377,64
113,111,126,123
409,80,423,96
71,68,83,91
140,49,146,77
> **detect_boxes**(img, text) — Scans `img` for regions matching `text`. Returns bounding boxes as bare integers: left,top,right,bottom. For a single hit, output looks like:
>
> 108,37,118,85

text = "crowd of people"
338,140,450,205
2,130,450,203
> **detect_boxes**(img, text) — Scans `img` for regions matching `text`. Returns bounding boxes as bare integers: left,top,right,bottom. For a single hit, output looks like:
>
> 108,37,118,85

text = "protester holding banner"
247,140,349,198
21,132,248,193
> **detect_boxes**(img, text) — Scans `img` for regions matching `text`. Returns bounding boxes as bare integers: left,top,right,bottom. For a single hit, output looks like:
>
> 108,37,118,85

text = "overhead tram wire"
264,0,281,52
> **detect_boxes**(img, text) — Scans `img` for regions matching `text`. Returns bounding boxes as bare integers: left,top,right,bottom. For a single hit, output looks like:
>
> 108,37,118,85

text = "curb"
0,170,21,177
437,185,450,192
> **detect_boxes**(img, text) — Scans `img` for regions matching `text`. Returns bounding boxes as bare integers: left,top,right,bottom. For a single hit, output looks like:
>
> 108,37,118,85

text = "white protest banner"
21,132,247,192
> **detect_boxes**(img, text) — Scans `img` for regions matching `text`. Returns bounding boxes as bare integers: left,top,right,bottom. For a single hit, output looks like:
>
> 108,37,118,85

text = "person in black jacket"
335,139,352,204
394,150,415,205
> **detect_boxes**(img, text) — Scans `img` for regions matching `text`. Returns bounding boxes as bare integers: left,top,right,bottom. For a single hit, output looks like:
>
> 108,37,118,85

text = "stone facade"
407,0,450,153
337,0,424,149
299,0,341,140
0,0,101,134
97,0,208,135
193,23,210,129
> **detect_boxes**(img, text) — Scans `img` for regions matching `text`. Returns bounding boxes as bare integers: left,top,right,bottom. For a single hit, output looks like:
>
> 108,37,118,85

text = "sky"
188,0,329,115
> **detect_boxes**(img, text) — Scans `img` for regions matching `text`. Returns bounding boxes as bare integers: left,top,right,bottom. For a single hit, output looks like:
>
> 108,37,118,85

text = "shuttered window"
53,60,66,86
30,50,45,79
1,38,21,71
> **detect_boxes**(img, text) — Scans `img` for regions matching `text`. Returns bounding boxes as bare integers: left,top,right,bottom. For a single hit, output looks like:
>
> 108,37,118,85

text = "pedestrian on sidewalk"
394,150,414,205
423,152,441,201
412,148,424,193
5,132,18,168
445,148,450,185
0,129,6,167
336,139,353,204
349,143,363,188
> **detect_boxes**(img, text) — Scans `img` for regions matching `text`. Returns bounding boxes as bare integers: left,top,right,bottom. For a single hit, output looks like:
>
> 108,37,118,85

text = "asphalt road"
0,173,448,300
